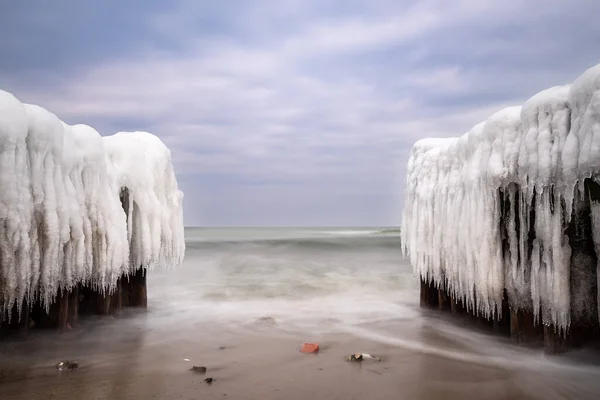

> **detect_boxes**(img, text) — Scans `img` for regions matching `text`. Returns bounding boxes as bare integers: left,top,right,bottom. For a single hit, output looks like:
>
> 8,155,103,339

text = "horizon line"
183,225,401,229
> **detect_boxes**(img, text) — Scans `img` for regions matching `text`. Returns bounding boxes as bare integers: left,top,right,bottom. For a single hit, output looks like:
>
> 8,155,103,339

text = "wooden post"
509,309,519,342
420,279,428,307
100,292,112,315
119,186,147,309
110,277,124,313
58,291,69,332
544,325,569,354
564,179,600,349
420,279,438,308
438,288,451,312
84,289,111,316
0,301,29,337
20,301,30,335
78,282,127,317
128,267,147,308
510,309,542,344
493,290,510,335
450,295,464,315
68,286,79,328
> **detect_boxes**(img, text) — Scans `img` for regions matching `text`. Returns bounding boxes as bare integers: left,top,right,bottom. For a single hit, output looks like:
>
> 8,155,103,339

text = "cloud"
1,0,599,225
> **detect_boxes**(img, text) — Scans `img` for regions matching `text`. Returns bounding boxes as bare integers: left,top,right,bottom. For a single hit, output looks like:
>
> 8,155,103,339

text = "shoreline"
2,311,600,399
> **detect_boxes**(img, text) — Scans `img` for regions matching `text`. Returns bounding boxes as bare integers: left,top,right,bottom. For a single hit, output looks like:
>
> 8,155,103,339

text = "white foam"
317,230,380,236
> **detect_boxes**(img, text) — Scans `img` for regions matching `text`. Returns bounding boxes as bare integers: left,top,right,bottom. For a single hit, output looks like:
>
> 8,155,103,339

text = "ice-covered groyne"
401,63,600,352
0,90,185,330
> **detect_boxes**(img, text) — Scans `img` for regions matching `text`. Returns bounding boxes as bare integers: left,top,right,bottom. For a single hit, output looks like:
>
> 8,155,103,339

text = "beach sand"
1,313,599,400
2,229,600,400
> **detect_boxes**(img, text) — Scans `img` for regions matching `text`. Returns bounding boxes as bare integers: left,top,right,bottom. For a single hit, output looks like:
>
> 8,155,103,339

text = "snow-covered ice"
401,63,600,334
0,90,185,320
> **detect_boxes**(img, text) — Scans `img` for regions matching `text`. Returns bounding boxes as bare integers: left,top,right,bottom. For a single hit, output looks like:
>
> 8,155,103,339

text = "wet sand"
2,231,600,400
1,313,600,400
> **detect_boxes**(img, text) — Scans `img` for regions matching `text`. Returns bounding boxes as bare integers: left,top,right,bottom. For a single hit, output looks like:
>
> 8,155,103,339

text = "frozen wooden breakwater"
0,90,185,337
402,62,600,354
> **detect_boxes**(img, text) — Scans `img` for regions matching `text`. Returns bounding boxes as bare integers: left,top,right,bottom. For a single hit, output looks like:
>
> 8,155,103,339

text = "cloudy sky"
1,0,599,226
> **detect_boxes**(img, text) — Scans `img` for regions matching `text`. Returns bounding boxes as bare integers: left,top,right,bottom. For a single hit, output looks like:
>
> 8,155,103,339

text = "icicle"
591,199,600,325
103,132,185,273
0,89,185,322
401,64,600,333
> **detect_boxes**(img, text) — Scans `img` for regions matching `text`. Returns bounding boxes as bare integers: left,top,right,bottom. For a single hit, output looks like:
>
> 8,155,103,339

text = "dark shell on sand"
56,361,79,370
190,366,207,374
256,316,276,325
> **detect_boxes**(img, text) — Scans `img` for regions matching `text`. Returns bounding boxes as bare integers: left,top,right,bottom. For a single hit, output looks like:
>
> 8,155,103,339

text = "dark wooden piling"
509,309,542,345
96,291,112,316
68,286,79,328
413,183,600,355
420,279,438,308
544,325,569,354
450,295,465,315
492,290,511,334
75,267,147,321
109,278,124,314
0,301,30,337
79,286,115,316
1,185,154,339
119,185,148,309
419,280,428,307
438,287,451,312
58,291,69,332
20,302,30,335
2,273,146,335
126,267,147,308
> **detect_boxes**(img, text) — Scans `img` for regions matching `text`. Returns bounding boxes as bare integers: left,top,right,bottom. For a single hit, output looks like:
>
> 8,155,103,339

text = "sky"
1,0,599,227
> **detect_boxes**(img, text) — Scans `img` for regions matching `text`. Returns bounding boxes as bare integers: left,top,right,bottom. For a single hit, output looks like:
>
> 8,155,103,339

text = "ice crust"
401,64,600,333
0,91,185,320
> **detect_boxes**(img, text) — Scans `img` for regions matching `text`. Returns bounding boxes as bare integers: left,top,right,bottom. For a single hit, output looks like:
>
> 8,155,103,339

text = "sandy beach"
3,2,600,398
2,228,600,400
1,310,600,400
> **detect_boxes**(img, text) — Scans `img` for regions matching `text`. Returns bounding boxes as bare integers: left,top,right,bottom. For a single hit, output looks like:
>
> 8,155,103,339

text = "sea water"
149,227,414,332
2,227,600,399
148,228,600,398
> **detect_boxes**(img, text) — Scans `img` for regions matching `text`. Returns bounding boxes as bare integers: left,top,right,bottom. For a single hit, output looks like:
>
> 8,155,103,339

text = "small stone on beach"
256,316,276,325
346,353,381,362
205,377,214,384
56,360,79,370
190,366,207,374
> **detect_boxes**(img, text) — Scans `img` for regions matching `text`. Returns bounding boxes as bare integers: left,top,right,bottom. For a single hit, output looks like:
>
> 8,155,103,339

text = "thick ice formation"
103,132,185,271
401,64,600,334
0,90,185,320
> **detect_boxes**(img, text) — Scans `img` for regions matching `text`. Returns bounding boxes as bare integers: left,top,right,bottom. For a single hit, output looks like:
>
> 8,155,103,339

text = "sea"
2,227,600,399
149,227,413,332
146,227,600,398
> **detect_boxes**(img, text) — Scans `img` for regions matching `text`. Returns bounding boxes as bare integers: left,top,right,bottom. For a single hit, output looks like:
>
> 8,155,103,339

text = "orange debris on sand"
301,343,320,353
